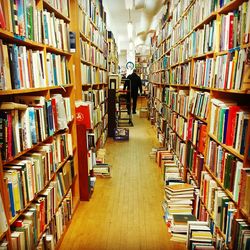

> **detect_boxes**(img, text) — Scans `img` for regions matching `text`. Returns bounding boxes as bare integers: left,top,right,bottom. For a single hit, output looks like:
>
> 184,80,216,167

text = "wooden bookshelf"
149,0,250,248
0,0,111,248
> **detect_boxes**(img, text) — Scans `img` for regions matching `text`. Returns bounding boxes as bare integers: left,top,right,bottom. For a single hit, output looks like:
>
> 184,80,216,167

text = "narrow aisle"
60,115,186,250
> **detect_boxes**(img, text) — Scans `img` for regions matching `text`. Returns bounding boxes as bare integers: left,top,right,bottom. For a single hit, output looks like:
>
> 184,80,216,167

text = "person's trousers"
132,93,138,113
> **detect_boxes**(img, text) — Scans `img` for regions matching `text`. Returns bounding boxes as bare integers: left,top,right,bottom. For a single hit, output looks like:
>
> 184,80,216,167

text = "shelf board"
190,113,208,123
0,28,44,49
80,32,91,43
240,208,250,223
0,231,6,241
46,45,71,56
186,168,199,187
208,133,244,161
170,84,190,88
218,0,247,14
0,85,73,95
211,88,250,95
190,85,211,91
43,0,70,23
193,12,217,31
193,51,215,59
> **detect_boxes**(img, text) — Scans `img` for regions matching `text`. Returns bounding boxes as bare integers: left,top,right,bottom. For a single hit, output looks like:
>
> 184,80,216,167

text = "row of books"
168,130,186,167
206,139,243,200
46,0,70,17
214,48,249,91
189,90,210,120
192,58,214,89
0,41,73,90
170,63,191,85
43,10,70,51
78,9,107,52
81,64,107,85
10,189,73,250
80,38,107,68
0,95,72,161
78,0,105,32
3,146,73,219
186,142,204,187
187,118,207,155
0,0,42,42
210,98,249,154
82,89,107,108
200,171,237,241
165,88,189,118
0,192,8,235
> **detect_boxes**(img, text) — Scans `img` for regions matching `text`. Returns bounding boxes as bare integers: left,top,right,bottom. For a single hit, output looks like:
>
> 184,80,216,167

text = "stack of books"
187,221,214,250
92,163,111,177
163,183,195,230
170,214,197,242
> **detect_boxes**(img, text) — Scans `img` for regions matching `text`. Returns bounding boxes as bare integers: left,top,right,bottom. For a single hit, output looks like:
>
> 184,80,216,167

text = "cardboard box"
139,108,148,118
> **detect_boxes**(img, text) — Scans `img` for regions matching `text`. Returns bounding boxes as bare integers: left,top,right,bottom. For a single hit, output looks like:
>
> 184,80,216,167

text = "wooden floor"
59,114,186,250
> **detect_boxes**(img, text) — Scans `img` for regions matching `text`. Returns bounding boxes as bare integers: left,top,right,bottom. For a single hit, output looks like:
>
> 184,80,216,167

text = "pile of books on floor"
92,149,111,177
163,183,195,242
187,221,214,250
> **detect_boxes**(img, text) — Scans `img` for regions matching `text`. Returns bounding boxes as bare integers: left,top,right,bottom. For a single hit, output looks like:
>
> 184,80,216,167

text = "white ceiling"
102,0,165,53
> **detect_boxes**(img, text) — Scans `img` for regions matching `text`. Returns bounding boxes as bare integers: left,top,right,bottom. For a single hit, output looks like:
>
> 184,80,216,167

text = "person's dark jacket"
124,73,142,96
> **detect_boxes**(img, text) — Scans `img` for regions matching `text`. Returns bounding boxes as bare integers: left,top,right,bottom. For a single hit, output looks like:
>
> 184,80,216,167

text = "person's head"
133,69,137,74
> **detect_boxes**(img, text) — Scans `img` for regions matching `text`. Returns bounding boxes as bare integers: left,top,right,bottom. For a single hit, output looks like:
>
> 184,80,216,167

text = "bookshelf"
149,0,250,248
72,0,109,200
0,0,111,248
108,31,118,74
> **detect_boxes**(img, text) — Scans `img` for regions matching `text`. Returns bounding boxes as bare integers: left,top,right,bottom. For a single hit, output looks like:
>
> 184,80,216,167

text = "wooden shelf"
211,88,250,95
218,0,247,14
193,51,214,59
208,133,244,161
170,84,190,88
190,113,208,124
193,12,217,31
190,85,211,91
46,45,71,56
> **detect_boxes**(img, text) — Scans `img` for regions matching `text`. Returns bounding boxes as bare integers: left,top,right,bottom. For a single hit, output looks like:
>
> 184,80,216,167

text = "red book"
7,112,13,160
192,150,197,174
51,98,58,131
187,117,193,141
198,124,207,155
0,2,6,29
228,13,234,49
75,103,92,129
225,106,240,146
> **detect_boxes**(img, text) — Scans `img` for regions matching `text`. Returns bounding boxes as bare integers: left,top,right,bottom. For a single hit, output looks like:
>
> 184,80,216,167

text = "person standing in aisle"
125,69,142,114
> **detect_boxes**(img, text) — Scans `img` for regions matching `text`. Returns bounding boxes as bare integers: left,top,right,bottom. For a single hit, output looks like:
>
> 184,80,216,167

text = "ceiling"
102,0,165,53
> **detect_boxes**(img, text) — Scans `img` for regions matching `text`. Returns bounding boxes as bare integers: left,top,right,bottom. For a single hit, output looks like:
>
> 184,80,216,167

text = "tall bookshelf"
149,0,250,248
0,0,110,248
107,31,118,74
72,0,109,200
135,53,150,82
0,0,79,249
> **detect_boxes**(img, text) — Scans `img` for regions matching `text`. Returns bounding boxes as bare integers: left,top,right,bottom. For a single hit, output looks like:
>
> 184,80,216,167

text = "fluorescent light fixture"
127,22,133,39
125,0,133,9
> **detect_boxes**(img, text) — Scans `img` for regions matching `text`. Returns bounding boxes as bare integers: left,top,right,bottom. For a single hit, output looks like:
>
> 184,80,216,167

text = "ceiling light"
127,22,133,39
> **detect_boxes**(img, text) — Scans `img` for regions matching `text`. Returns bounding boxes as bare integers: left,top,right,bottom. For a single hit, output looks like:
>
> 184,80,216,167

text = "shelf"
193,12,217,31
43,0,70,23
170,84,190,88
211,88,250,95
193,51,215,59
189,113,208,124
218,0,247,14
46,46,71,56
0,84,74,96
190,85,211,91
0,231,6,242
0,28,44,49
80,32,91,43
186,168,199,187
208,133,244,161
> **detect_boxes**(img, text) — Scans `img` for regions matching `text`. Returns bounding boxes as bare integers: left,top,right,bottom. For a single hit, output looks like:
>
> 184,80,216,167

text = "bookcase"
108,31,118,74
135,53,150,82
0,0,110,248
149,0,250,248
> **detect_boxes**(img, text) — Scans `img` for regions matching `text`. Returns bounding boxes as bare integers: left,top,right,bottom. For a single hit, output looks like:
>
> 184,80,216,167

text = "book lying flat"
173,214,197,225
166,183,194,192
